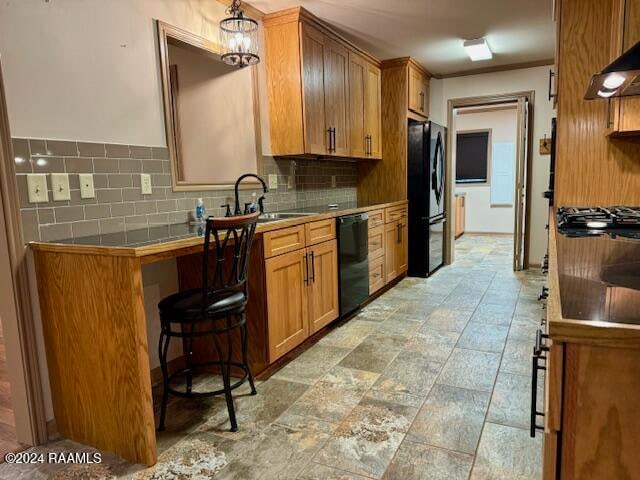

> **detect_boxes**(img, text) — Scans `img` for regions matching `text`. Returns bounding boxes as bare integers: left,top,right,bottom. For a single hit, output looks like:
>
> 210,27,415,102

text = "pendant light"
219,0,260,67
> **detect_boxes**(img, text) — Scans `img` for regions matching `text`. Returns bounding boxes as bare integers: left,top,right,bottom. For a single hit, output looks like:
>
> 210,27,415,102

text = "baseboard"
460,231,514,236
46,419,61,441
149,356,186,387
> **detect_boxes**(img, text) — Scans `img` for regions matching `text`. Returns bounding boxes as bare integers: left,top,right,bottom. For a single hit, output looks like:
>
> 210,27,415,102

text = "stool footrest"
165,361,251,398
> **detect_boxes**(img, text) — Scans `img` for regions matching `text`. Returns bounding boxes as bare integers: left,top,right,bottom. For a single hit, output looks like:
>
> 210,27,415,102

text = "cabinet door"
266,249,309,361
408,65,427,116
617,0,640,133
384,221,399,283
364,61,382,159
301,23,328,155
421,76,430,117
324,38,350,156
307,240,339,334
608,0,640,134
397,219,408,274
348,52,367,158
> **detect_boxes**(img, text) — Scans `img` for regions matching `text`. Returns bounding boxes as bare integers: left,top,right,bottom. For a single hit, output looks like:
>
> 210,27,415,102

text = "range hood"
585,40,640,100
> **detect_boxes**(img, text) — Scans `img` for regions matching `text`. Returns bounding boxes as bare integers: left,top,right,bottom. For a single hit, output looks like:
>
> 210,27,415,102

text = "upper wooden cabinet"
408,63,429,117
608,0,640,135
264,7,382,159
349,53,382,159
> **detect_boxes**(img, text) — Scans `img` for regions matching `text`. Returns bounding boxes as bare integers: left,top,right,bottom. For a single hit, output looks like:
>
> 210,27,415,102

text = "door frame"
0,57,48,445
445,90,535,268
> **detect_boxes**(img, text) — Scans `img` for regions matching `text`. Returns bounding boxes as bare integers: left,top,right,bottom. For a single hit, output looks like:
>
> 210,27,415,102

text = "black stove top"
557,206,640,239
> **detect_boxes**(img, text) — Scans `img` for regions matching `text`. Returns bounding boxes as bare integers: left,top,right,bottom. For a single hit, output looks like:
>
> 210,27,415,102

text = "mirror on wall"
157,21,262,191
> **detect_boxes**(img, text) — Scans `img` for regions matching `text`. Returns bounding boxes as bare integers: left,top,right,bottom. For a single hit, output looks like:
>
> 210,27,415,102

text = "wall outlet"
140,174,152,195
79,174,95,199
51,173,71,201
331,175,336,188
268,174,278,190
26,174,49,203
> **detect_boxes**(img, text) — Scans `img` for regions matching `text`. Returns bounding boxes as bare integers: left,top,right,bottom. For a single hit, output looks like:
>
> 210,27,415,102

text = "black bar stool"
157,211,260,432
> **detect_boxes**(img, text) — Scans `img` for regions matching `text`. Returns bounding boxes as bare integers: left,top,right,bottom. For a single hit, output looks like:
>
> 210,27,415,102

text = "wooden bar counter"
29,200,406,466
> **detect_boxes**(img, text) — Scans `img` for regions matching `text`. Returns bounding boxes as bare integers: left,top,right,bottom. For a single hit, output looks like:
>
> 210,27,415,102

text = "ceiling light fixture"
463,38,493,61
219,0,260,68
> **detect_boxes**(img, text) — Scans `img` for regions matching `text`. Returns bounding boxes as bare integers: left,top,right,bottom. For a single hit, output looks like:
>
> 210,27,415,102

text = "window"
456,131,490,184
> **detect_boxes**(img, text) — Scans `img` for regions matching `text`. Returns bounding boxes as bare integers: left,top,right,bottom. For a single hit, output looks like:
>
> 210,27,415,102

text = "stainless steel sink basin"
258,212,318,223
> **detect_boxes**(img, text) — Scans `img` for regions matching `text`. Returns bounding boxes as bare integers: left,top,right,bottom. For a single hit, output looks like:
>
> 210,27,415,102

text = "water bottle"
195,198,205,223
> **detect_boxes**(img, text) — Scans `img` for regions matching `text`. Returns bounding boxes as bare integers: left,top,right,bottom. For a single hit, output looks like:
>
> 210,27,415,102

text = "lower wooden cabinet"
266,239,338,362
368,255,384,294
384,219,407,283
265,249,309,362
308,239,339,334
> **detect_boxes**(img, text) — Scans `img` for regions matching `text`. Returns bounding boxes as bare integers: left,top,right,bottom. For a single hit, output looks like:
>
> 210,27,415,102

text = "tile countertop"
548,210,640,345
29,200,407,259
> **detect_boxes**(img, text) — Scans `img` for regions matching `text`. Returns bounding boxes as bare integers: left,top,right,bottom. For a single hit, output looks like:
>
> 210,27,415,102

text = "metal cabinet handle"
530,329,549,438
548,69,556,102
397,223,401,243
332,128,337,152
310,251,316,283
419,91,424,111
303,252,309,285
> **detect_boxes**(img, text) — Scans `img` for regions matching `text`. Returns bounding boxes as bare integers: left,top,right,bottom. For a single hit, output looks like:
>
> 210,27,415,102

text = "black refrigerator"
407,120,446,277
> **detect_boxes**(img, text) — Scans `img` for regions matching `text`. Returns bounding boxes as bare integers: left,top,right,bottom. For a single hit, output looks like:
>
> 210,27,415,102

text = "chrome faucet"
233,174,268,215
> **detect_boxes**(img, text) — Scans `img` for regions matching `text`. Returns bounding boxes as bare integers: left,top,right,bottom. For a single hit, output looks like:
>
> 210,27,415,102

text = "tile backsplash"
13,138,358,242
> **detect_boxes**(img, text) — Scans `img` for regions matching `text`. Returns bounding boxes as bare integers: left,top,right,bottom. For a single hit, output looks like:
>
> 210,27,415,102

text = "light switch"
51,173,71,201
26,174,49,203
140,174,152,195
79,174,95,199
268,174,278,190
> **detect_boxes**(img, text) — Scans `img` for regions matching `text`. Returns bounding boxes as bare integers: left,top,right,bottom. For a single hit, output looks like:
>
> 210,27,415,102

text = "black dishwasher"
337,213,369,317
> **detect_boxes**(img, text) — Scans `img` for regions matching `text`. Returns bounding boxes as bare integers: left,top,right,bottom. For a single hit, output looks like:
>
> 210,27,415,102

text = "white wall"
0,0,271,153
455,107,517,234
429,65,554,264
0,0,271,423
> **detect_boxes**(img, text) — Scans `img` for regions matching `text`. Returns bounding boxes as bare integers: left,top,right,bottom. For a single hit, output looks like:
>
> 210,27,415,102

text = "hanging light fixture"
219,0,260,67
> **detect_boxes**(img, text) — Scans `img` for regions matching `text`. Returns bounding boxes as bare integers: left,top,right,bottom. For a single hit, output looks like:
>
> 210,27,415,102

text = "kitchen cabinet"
608,0,640,135
324,37,350,156
455,195,466,238
265,249,310,363
408,63,429,117
541,214,640,478
264,7,382,159
357,57,431,204
300,23,328,155
349,53,382,159
265,219,338,361
383,205,408,283
384,218,407,283
307,240,339,334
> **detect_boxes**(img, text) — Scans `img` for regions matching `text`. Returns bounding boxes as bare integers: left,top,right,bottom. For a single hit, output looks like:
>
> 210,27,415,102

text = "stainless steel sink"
258,212,318,223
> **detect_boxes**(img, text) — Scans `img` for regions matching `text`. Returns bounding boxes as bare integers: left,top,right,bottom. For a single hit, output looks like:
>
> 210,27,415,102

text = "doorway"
445,91,534,271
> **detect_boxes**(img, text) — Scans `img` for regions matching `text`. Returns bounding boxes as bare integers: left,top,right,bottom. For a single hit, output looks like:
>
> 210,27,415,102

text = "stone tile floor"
0,234,546,479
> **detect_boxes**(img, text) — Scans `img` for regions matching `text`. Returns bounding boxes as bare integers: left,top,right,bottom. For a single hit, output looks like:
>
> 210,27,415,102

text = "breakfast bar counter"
28,200,407,466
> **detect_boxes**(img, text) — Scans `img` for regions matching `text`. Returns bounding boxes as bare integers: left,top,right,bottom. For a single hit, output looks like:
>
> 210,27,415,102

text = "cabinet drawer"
305,219,336,246
384,205,407,223
368,225,384,260
368,209,384,229
263,225,306,258
369,255,385,294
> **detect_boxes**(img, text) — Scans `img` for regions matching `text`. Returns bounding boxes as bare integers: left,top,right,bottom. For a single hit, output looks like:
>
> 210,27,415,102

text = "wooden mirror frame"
156,20,263,191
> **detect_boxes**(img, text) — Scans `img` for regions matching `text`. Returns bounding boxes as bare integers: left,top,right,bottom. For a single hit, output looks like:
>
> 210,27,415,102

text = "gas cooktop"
557,206,640,239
